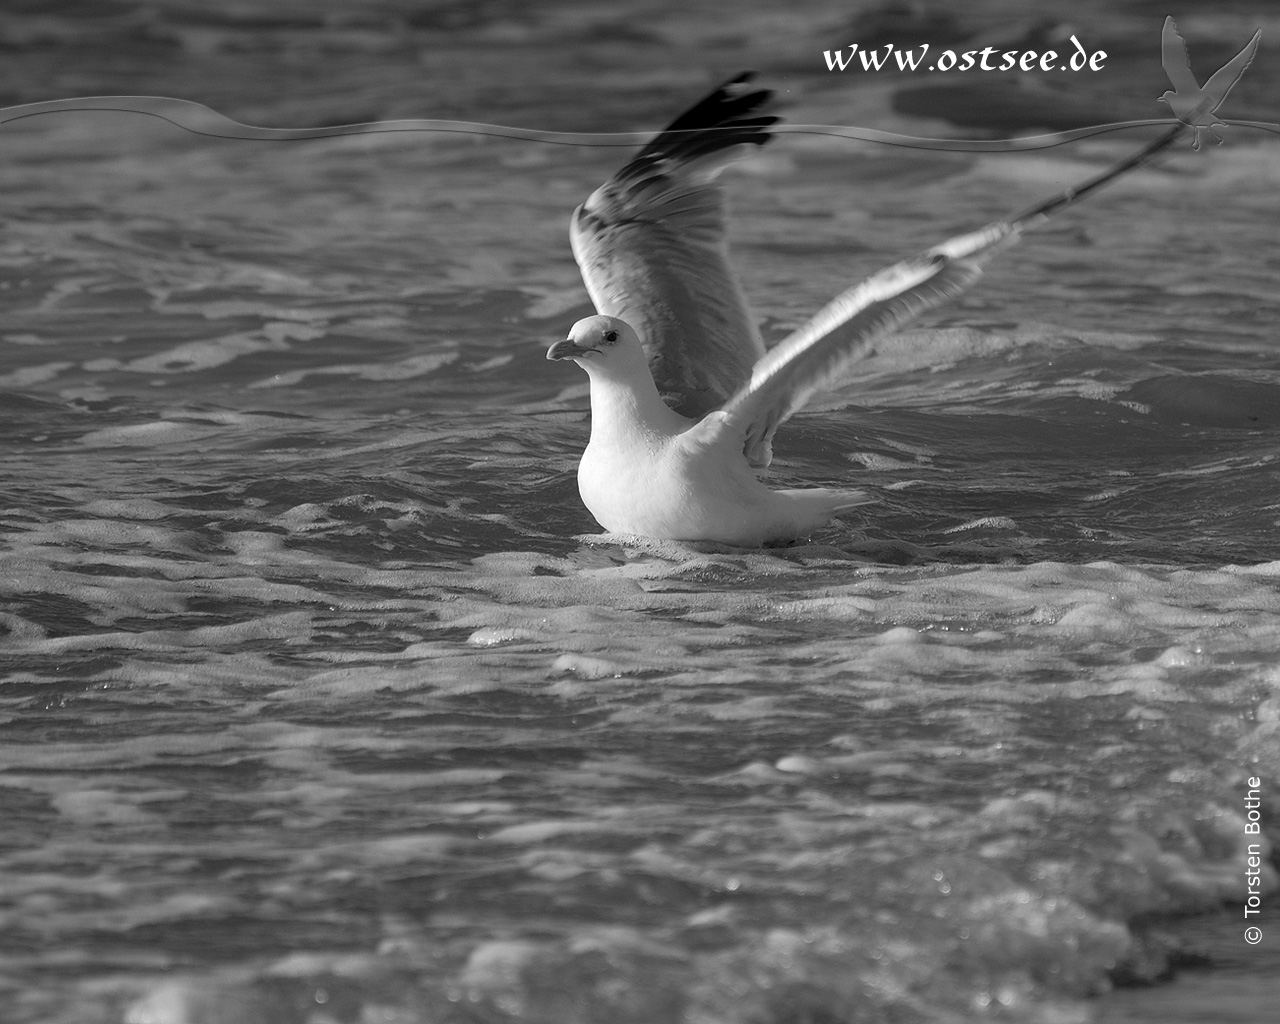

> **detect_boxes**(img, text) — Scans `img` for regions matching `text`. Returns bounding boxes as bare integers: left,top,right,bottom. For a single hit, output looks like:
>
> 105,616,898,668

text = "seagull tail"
776,487,874,535
828,488,874,511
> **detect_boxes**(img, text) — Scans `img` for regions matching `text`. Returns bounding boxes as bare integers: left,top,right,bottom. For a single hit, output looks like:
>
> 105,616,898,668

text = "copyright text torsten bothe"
1245,776,1264,945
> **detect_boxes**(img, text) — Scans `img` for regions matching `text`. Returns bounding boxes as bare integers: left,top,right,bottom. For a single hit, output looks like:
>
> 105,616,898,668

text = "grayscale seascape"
1,2,1278,1022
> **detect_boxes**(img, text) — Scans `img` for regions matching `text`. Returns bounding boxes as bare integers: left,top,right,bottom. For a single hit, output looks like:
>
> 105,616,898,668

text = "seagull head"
546,315,648,378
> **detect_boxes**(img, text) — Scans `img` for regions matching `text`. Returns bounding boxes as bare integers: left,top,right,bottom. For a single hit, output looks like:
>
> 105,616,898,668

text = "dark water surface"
2,2,1278,1022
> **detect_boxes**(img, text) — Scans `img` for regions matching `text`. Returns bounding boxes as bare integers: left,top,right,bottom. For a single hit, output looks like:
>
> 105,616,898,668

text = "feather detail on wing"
718,223,1019,468
570,73,777,418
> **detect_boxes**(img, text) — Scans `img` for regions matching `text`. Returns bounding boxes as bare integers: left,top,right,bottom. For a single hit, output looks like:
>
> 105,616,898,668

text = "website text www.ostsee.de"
823,36,1107,73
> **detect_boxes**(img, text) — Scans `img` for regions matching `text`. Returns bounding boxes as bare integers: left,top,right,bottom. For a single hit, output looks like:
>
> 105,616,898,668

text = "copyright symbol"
1245,926,1262,945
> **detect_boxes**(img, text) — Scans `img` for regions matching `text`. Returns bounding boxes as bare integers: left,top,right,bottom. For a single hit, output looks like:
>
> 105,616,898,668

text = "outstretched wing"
1161,17,1200,95
1203,28,1261,112
716,120,1189,469
717,224,1017,467
570,73,777,418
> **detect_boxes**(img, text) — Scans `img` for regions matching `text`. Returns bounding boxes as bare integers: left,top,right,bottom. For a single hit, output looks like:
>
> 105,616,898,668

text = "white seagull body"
551,313,875,546
547,73,1187,546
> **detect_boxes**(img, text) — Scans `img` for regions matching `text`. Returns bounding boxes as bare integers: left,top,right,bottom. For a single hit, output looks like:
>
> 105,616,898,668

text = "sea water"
1,2,1278,1022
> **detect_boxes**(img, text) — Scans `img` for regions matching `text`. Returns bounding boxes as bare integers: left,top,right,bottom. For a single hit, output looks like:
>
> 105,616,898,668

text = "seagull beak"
546,338,598,361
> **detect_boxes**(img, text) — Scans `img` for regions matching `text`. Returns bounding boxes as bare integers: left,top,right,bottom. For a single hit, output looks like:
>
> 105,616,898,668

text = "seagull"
1159,15,1261,150
547,73,1185,546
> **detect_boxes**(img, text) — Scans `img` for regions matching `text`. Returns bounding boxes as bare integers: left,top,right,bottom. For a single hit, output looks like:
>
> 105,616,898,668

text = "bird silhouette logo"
1159,16,1261,149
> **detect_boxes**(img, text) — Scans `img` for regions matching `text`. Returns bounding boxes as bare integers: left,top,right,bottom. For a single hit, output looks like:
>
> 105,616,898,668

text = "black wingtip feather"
657,72,775,136
620,72,777,180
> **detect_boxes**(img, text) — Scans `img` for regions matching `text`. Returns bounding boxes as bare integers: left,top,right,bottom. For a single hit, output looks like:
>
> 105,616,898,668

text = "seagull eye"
602,329,619,344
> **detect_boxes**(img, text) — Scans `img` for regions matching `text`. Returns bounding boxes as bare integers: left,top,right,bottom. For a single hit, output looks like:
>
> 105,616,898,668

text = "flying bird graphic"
1159,15,1261,149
